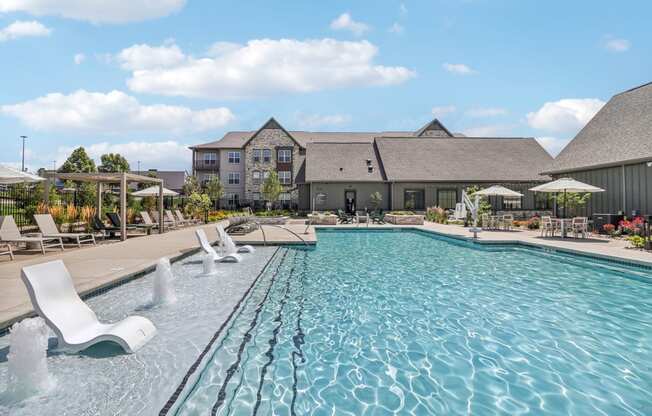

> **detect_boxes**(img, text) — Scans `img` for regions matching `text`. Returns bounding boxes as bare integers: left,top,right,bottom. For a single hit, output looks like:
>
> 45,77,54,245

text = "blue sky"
0,0,650,172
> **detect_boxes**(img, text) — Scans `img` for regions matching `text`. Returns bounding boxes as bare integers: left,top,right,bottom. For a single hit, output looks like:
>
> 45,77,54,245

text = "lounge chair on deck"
0,215,64,255
165,210,184,227
92,216,120,239
145,211,176,229
106,212,151,235
216,224,255,254
195,229,242,263
175,210,200,225
34,214,96,248
1,242,13,260
21,260,157,353
337,209,355,224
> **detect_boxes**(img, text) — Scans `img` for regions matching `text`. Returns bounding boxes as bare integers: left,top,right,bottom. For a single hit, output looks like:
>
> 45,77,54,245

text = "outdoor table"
553,218,573,238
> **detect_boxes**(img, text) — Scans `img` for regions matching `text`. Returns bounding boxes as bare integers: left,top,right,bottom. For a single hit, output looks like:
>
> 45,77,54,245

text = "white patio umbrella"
0,165,45,184
473,185,523,197
530,177,604,218
132,185,179,197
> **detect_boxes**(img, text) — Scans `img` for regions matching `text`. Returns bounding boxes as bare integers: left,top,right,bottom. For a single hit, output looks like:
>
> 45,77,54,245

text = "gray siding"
310,183,390,211
557,162,652,216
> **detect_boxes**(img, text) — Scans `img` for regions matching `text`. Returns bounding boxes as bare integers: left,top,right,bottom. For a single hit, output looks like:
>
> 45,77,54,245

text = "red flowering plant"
619,216,645,235
602,223,615,235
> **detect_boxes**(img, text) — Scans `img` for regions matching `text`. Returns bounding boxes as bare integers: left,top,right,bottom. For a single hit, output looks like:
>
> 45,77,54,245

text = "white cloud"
73,53,85,64
526,98,605,133
57,141,191,171
1,90,234,134
0,20,51,41
117,43,185,70
462,123,515,137
388,22,404,34
603,36,630,52
118,39,415,100
466,107,508,117
443,62,476,75
535,136,571,157
431,105,456,118
0,0,185,24
294,113,352,129
330,13,370,36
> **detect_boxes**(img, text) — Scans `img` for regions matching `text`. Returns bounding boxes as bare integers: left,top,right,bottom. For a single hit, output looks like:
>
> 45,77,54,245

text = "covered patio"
43,172,166,241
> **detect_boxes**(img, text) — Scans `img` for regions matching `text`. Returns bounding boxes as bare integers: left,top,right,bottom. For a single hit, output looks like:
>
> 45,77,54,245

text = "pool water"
174,230,652,416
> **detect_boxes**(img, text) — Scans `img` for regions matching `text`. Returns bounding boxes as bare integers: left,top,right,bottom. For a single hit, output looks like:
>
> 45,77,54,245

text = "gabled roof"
375,137,552,182
414,118,453,137
242,117,303,148
305,142,386,182
544,81,652,174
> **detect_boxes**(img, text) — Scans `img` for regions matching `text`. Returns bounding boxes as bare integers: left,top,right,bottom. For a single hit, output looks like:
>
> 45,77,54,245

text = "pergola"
43,172,166,241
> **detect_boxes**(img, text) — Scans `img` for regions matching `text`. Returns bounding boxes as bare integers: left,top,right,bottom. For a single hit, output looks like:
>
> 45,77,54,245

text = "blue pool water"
174,230,652,415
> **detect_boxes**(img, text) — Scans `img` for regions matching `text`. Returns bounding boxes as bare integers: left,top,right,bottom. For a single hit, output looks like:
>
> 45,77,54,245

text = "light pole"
20,135,27,172
137,160,141,175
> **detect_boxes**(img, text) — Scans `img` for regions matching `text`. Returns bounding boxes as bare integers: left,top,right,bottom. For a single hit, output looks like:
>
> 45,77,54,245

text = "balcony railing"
194,161,219,170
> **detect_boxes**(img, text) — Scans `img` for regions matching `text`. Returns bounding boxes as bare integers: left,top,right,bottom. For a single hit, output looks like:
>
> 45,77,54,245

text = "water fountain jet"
152,257,177,305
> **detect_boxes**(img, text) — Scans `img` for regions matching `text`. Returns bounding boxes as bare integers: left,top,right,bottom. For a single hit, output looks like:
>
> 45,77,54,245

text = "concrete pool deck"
0,219,650,330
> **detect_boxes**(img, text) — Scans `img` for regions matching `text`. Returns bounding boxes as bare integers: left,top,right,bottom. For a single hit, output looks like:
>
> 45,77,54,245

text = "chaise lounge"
195,229,242,263
34,214,96,248
21,260,157,353
0,215,64,255
216,224,255,254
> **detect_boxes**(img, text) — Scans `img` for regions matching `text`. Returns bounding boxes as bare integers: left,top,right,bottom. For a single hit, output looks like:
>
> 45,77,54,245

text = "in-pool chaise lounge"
34,214,96,248
21,260,157,353
0,215,64,255
216,224,255,254
195,228,242,263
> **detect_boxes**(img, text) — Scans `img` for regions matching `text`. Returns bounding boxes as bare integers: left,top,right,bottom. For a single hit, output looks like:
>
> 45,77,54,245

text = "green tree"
183,175,200,196
369,191,383,212
59,147,96,173
98,153,130,173
556,192,591,216
59,147,97,207
186,192,212,219
261,171,282,210
205,176,224,209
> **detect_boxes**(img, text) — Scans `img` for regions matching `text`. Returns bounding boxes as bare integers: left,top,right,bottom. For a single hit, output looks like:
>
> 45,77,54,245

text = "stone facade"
243,128,304,203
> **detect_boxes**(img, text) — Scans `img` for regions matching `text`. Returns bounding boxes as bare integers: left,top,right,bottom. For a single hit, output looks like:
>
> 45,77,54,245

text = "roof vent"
339,167,344,171
368,166,374,174
366,159,372,166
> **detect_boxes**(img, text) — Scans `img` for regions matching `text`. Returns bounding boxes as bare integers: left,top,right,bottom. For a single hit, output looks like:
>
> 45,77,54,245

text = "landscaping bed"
386,212,424,225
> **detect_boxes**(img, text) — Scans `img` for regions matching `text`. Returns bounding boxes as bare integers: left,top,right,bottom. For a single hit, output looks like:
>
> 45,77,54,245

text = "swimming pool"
172,229,652,415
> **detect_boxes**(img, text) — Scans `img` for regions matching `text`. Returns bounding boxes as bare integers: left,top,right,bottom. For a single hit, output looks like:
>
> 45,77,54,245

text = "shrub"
627,235,645,249
389,211,416,216
602,224,615,235
619,216,644,235
527,216,540,230
425,207,447,223
254,209,292,217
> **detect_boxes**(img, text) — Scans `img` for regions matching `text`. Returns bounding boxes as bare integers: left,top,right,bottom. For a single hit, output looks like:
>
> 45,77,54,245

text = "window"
228,172,240,185
203,153,217,165
252,192,261,201
252,170,261,184
279,192,291,201
278,171,292,185
252,149,261,163
503,197,522,210
405,189,425,210
228,151,240,164
263,171,270,180
263,149,272,163
278,149,292,163
203,173,218,186
226,193,239,207
437,189,457,210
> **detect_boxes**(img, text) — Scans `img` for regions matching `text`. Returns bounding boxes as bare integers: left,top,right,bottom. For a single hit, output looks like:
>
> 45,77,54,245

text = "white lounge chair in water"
195,229,242,263
216,224,255,254
21,260,157,353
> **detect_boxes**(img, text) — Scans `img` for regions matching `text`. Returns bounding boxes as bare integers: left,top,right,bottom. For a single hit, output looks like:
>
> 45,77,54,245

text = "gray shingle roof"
305,142,386,182
375,137,552,182
544,82,652,174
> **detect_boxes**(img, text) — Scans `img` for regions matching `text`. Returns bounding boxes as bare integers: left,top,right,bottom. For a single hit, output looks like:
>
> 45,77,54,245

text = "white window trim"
228,172,240,185
228,151,241,164
278,170,292,185
278,149,292,163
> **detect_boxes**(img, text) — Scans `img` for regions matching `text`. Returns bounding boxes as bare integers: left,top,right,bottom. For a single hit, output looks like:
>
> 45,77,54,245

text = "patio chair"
146,211,176,229
21,260,157,353
195,228,242,263
337,209,355,224
356,211,369,227
540,216,555,237
481,214,490,230
165,210,183,227
106,212,151,235
216,224,255,254
175,209,201,226
1,242,13,260
501,214,514,231
34,214,96,248
572,217,589,239
0,215,64,255
92,216,121,239
370,210,386,224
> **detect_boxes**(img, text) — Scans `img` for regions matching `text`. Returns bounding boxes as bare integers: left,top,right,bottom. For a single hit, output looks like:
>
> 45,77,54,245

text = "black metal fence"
213,198,298,212
0,185,39,228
